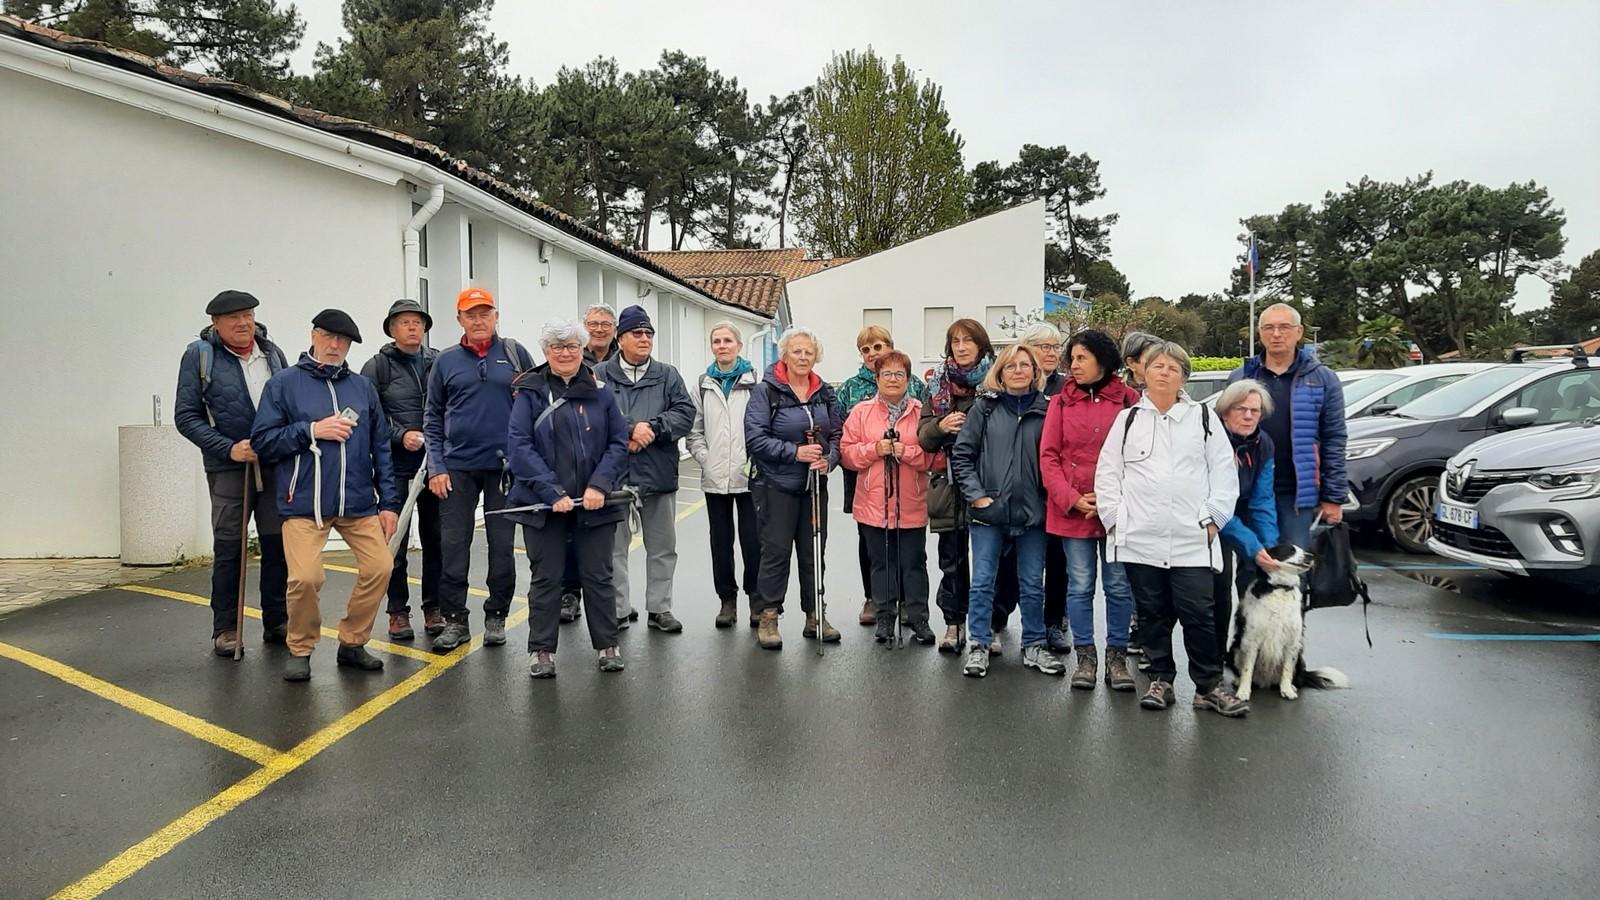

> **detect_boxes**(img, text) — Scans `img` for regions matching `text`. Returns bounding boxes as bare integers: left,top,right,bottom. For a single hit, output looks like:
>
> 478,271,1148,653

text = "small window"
985,305,1016,337
467,222,475,278
418,278,429,307
863,308,892,331
923,307,954,360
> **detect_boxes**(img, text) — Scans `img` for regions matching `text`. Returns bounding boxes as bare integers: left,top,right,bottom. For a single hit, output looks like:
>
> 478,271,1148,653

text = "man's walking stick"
387,468,429,558
235,460,253,661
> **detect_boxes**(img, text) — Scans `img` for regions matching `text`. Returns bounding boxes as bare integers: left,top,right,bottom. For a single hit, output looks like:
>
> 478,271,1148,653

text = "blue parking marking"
1426,633,1600,641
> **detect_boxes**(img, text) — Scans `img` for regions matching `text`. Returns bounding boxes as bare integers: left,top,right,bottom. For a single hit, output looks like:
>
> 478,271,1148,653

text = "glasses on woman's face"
859,341,886,355
877,370,908,381
1232,405,1262,417
548,343,581,354
1031,343,1061,354
1002,361,1035,373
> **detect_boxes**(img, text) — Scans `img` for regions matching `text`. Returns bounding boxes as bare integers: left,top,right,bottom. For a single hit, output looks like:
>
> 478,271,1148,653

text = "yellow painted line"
120,585,436,664
0,641,278,767
51,605,531,900
629,497,707,552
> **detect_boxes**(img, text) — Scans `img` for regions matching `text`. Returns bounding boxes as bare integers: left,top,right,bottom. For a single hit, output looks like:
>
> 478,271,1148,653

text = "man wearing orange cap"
422,287,535,652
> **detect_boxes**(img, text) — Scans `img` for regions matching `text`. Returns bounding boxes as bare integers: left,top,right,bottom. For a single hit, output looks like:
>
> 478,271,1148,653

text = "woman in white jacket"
687,322,761,628
1095,341,1248,718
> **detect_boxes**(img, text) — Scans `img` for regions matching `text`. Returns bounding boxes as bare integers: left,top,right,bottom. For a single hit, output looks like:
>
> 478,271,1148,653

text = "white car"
1340,363,1500,419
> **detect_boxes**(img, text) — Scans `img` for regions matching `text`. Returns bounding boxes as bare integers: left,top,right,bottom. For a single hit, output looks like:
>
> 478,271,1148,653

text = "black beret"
312,308,363,343
206,290,259,316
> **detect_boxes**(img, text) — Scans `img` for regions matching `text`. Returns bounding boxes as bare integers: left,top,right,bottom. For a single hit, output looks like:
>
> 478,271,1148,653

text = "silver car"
1429,417,1600,587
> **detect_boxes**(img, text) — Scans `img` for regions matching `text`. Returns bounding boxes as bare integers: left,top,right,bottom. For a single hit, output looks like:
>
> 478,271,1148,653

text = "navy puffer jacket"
743,363,843,495
505,364,630,528
360,342,438,480
251,354,400,523
1229,348,1348,508
174,324,288,472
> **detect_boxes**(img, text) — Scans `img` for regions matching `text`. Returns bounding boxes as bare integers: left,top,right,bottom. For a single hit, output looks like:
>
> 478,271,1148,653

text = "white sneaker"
962,642,990,677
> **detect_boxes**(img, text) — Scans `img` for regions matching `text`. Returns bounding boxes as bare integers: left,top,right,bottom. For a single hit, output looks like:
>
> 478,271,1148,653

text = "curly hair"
1065,328,1122,380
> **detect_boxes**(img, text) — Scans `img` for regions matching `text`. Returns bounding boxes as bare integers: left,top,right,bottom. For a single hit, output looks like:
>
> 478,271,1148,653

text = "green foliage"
1356,315,1410,368
1191,356,1243,372
1316,338,1360,369
1546,249,1600,343
1469,320,1531,359
970,144,1119,286
794,48,970,257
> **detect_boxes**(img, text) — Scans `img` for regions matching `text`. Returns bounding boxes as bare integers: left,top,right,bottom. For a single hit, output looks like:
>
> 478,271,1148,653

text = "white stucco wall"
785,200,1047,383
0,67,405,558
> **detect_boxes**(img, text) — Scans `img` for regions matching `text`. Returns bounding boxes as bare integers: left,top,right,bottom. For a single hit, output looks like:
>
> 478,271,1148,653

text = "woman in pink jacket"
841,350,934,645
1040,329,1142,691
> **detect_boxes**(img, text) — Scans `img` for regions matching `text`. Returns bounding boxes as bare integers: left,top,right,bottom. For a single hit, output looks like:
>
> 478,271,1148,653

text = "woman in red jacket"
1040,329,1142,691
841,351,934,645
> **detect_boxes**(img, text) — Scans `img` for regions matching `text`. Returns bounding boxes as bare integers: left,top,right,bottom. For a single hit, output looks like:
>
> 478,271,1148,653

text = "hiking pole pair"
805,429,826,657
233,460,255,661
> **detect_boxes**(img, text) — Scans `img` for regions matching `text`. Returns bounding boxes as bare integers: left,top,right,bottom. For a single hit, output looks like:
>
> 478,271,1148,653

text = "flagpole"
1247,231,1257,358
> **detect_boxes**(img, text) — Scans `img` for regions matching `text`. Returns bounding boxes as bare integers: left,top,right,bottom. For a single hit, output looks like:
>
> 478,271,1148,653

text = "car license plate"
1436,501,1478,529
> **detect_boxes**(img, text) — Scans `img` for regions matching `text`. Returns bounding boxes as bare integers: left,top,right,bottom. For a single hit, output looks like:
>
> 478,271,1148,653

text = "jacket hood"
200,322,273,344
978,389,1050,415
699,367,759,389
1452,420,1600,471
1061,374,1138,406
516,362,602,399
295,351,351,381
762,362,824,400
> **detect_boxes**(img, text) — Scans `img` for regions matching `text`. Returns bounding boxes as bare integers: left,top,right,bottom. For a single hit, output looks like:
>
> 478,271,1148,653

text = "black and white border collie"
1227,544,1349,701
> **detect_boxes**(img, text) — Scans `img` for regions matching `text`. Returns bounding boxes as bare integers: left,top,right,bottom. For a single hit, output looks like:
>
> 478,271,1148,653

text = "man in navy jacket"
251,310,400,682
423,287,536,652
174,290,290,658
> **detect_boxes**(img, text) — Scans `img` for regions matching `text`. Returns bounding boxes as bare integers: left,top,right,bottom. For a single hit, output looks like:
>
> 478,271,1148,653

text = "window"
411,202,429,268
1493,370,1600,425
1381,375,1465,409
985,305,1016,337
467,222,475,278
863,308,892,331
923,307,953,360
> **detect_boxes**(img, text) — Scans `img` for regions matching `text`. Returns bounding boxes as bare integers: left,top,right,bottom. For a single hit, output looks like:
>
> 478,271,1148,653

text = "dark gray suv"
1429,418,1600,587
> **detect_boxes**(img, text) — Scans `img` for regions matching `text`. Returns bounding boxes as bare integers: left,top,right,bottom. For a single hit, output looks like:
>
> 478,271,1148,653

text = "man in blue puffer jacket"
1228,303,1348,548
251,310,400,683
174,290,290,658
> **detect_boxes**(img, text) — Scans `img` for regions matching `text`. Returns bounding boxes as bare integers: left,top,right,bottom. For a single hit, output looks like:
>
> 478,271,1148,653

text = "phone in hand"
339,406,361,424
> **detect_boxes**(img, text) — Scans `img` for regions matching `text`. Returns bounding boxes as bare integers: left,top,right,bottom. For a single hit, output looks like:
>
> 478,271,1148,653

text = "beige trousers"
282,516,393,657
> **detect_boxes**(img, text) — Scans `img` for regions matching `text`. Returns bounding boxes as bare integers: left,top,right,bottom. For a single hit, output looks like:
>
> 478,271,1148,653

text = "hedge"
1191,356,1243,372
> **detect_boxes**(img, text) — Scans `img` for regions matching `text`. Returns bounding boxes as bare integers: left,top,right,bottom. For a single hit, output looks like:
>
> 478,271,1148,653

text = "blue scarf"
705,357,753,396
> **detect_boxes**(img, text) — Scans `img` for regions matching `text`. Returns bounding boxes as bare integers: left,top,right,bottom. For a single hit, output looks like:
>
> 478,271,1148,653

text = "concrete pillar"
119,425,206,565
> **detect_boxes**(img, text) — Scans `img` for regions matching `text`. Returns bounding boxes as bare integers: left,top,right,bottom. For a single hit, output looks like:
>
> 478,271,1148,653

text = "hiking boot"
714,598,737,629
859,600,876,626
1104,647,1136,692
909,621,936,645
262,623,288,645
803,614,841,643
756,608,782,650
597,646,625,673
1022,645,1066,676
528,650,556,679
388,613,415,641
1194,683,1250,718
282,654,310,681
1046,626,1071,654
1070,646,1099,690
431,621,470,653
336,644,384,671
938,624,965,654
874,619,894,645
423,609,445,637
648,611,683,633
212,630,240,657
559,593,581,624
962,642,990,677
1140,680,1175,711
483,617,507,646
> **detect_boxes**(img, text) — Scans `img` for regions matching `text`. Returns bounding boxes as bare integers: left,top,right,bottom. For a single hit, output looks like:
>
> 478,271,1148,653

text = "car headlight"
1528,465,1600,500
1346,438,1396,460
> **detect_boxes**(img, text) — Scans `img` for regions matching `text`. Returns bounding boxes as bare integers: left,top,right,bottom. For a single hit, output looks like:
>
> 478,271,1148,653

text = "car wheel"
1385,473,1439,554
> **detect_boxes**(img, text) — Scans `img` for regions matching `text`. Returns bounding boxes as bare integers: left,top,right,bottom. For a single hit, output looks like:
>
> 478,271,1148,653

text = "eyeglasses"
877,371,908,381
1030,343,1061,353
1260,324,1301,334
626,329,654,339
585,320,615,331
859,342,886,354
548,343,581,353
1002,362,1035,373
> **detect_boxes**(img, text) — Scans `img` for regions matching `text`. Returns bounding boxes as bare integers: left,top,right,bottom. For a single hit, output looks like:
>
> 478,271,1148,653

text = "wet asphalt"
2,480,1597,900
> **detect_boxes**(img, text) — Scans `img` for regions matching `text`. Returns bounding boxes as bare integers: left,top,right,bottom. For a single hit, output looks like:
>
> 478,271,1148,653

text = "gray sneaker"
483,617,507,646
1194,683,1250,718
962,642,990,678
1022,645,1066,676
528,650,556,679
430,621,470,653
597,647,625,672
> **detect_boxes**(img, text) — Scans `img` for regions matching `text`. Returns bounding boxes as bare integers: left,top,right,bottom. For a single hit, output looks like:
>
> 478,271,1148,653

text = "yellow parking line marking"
320,563,527,610
51,605,531,900
0,641,278,767
629,497,706,552
120,585,436,664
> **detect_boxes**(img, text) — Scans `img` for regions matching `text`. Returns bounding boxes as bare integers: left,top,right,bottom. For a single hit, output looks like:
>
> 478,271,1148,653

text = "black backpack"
1306,520,1373,646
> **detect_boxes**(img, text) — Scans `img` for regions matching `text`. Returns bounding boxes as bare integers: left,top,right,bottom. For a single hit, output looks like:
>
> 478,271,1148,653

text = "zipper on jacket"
326,381,346,519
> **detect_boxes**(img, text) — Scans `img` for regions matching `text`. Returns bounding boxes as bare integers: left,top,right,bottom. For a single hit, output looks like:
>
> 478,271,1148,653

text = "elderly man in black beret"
252,310,401,682
174,290,291,658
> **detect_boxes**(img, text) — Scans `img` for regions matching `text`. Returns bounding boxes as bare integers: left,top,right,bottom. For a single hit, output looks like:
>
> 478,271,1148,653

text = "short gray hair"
708,320,743,343
1216,378,1274,418
1140,340,1192,380
1122,330,1160,363
1019,322,1062,348
777,326,822,362
538,318,585,349
1259,303,1302,328
583,303,616,322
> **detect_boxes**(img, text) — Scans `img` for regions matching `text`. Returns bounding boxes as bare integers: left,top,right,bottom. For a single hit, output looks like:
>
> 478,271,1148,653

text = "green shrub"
1191,356,1243,372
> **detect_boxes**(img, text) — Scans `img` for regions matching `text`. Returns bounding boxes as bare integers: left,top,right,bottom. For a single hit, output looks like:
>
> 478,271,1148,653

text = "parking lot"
2,487,1598,899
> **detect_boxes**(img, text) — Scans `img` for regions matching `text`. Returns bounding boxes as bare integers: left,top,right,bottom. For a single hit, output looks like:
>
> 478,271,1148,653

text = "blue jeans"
1062,537,1134,649
1275,494,1320,548
967,524,1047,649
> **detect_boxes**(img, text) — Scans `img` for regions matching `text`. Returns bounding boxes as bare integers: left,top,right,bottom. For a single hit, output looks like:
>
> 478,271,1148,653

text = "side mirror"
1499,407,1539,427
1370,403,1398,416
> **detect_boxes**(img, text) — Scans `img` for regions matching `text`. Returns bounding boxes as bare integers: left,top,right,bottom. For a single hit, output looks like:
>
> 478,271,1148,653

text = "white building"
785,201,1047,383
0,17,773,559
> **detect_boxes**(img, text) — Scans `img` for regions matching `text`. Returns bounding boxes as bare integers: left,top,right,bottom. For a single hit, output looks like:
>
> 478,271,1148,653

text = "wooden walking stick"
234,460,252,661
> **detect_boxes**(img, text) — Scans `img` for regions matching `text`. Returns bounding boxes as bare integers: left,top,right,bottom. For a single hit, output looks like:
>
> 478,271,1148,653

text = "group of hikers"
176,286,1347,717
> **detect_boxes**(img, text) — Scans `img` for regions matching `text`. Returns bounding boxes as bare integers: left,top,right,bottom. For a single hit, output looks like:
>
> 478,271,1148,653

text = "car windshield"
1186,378,1226,400
1341,373,1406,405
1394,365,1527,418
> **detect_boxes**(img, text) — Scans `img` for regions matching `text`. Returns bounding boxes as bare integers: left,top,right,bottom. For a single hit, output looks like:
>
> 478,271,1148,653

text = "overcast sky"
293,1,1600,311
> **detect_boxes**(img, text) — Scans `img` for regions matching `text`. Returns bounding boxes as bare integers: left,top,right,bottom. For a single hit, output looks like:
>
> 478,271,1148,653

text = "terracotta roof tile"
641,249,854,283
682,274,786,317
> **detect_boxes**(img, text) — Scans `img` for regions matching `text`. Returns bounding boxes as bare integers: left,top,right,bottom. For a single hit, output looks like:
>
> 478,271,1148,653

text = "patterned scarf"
928,354,994,416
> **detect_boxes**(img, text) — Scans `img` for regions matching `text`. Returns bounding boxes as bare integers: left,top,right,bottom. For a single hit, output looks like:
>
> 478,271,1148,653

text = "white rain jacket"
687,367,758,494
1095,394,1239,572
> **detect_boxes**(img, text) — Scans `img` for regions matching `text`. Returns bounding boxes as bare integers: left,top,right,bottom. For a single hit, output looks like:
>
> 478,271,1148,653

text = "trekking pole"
891,435,904,649
234,460,252,661
882,425,901,649
806,429,825,657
